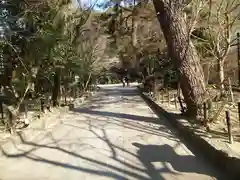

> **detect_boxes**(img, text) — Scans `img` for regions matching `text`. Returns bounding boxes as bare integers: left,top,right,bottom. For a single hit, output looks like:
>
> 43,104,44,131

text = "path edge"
0,92,95,148
138,87,240,180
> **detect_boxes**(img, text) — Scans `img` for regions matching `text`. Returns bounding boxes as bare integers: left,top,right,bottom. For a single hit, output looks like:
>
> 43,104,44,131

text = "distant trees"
195,0,239,93
102,0,207,116
99,0,239,116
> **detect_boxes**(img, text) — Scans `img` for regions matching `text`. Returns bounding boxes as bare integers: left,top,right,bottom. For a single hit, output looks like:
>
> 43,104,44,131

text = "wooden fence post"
174,94,177,109
237,32,240,86
0,101,4,125
238,102,240,126
40,98,45,113
225,111,233,144
167,90,170,106
64,88,67,105
203,102,208,125
177,82,181,97
178,96,184,113
74,87,77,99
157,91,160,102
46,98,51,112
0,101,3,120
161,93,164,103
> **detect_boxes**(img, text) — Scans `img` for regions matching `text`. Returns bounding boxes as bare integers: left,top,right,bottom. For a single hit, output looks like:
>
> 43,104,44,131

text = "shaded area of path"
0,84,225,180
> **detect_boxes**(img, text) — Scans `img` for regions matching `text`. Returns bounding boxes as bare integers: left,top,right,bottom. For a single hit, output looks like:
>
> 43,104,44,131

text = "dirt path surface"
0,84,225,180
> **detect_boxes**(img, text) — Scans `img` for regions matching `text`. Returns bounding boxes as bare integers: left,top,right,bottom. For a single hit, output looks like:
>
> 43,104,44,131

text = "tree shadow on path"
72,108,179,141
133,142,224,180
1,132,147,180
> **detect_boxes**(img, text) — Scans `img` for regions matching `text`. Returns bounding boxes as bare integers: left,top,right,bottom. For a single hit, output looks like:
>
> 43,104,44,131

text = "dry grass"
154,89,240,142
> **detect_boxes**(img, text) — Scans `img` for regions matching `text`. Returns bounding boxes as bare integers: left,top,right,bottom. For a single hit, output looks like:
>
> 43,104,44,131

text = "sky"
72,0,108,11
72,0,129,11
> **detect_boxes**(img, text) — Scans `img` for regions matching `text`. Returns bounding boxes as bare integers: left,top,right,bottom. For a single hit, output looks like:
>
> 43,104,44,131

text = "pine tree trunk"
152,0,206,117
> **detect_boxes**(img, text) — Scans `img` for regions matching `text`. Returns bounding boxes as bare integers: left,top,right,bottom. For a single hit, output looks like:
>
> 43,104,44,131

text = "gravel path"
0,84,225,180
